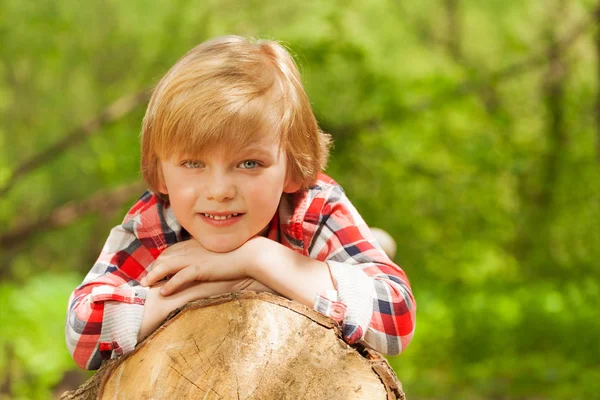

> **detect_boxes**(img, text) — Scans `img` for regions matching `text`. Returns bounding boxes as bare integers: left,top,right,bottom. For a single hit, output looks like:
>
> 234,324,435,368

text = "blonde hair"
140,35,331,197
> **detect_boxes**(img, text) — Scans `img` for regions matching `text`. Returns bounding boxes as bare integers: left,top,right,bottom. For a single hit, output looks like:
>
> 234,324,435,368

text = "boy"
65,35,416,370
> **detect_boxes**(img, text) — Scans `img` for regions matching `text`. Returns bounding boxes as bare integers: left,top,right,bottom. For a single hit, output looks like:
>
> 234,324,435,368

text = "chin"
201,240,244,253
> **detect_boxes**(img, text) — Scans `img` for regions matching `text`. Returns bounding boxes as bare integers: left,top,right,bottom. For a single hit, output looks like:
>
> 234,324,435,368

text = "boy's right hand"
230,277,278,294
137,278,277,342
155,278,276,310
174,277,277,302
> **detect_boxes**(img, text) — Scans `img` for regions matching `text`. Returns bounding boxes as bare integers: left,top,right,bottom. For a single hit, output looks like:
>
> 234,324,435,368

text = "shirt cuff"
90,285,146,305
314,290,346,323
91,285,148,360
322,261,374,344
99,301,146,359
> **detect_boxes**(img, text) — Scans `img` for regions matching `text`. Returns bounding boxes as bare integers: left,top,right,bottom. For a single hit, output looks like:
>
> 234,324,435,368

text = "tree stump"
61,292,405,399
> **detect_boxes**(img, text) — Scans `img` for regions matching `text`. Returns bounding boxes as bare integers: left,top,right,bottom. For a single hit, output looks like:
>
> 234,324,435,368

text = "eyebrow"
236,147,275,158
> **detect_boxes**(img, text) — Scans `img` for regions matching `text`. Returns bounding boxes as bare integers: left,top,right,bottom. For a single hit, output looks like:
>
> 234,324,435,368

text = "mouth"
201,213,242,220
199,212,245,227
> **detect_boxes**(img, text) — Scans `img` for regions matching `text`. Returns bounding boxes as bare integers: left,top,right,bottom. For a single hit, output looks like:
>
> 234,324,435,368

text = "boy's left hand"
140,239,253,296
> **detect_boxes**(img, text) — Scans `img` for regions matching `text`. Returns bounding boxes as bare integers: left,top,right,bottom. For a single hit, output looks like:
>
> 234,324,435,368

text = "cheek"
170,185,197,201
167,185,198,215
245,179,283,208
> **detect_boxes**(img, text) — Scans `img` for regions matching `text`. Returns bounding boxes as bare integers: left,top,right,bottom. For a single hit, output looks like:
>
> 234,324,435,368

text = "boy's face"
158,133,300,253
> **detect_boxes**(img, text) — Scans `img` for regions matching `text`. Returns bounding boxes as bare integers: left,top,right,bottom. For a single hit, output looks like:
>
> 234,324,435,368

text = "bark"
61,292,405,400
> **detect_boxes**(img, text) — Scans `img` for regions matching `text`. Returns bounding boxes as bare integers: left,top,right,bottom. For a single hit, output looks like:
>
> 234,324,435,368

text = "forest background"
0,0,599,399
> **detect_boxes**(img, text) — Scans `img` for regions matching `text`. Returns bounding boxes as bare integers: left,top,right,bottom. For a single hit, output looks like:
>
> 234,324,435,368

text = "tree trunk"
61,292,405,400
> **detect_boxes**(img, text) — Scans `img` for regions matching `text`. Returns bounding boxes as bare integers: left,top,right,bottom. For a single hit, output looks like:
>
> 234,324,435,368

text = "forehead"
154,79,290,161
168,129,284,161
156,110,285,159
208,136,283,160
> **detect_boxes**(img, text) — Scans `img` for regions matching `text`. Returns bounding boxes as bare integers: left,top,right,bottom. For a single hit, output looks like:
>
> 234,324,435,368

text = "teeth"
203,213,239,220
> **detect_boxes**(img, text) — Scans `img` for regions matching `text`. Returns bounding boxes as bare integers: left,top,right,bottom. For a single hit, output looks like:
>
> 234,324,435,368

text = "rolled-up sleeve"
308,185,416,355
65,216,155,370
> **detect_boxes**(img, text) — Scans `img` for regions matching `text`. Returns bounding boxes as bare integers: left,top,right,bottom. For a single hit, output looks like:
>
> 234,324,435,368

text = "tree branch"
539,7,569,208
408,8,596,113
443,0,501,113
0,89,151,198
0,181,147,249
595,2,600,163
445,0,462,60
510,0,571,266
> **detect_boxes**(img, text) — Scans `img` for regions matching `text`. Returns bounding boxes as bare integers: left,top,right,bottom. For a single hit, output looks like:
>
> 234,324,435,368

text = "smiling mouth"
202,213,242,220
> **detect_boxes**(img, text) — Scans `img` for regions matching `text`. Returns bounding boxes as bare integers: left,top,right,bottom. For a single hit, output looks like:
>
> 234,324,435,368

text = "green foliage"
1,0,598,398
0,274,92,399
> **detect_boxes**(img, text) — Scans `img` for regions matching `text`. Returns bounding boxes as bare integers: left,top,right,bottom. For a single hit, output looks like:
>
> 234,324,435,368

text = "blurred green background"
1,0,599,399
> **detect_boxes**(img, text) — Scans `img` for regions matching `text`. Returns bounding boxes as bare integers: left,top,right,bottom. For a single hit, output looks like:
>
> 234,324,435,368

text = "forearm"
138,281,230,341
137,284,182,342
66,283,147,370
244,238,415,355
248,238,335,308
137,279,278,342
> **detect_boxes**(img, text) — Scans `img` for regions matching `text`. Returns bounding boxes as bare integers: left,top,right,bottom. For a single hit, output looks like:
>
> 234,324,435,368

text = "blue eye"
239,160,259,169
183,160,203,169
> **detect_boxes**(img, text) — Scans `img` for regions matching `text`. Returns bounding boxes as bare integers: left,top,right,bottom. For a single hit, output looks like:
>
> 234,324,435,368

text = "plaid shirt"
66,173,416,370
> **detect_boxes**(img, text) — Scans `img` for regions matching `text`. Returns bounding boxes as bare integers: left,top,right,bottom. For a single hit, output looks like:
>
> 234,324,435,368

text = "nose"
204,170,236,202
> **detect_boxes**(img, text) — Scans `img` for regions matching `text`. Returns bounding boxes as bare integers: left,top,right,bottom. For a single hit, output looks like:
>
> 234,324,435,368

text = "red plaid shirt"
65,173,416,370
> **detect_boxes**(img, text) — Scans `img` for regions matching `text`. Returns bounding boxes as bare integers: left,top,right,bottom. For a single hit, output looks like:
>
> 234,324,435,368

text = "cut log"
62,292,405,399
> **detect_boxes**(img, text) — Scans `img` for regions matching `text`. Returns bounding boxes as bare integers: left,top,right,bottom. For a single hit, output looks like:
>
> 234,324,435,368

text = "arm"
66,195,275,369
309,185,416,355
248,185,416,355
141,185,415,355
137,278,276,342
65,219,152,370
244,238,335,308
66,192,187,369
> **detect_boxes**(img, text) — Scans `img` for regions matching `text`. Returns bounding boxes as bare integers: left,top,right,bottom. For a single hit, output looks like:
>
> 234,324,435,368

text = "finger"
159,266,199,296
141,260,186,287
156,240,189,259
175,257,243,282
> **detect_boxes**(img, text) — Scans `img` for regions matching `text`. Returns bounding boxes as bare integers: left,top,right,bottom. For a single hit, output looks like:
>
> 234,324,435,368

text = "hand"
137,278,276,342
140,238,251,296
231,277,278,294
162,277,276,304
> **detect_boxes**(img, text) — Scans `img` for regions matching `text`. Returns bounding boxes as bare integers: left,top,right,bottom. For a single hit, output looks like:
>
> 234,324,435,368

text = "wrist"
241,236,270,279
138,285,170,342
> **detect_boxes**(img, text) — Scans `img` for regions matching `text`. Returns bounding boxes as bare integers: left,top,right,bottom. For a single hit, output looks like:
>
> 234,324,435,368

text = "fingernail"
160,288,167,296
140,278,147,286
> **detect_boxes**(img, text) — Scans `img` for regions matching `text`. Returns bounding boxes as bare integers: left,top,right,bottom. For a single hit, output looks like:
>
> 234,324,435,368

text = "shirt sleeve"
308,184,416,355
65,201,162,370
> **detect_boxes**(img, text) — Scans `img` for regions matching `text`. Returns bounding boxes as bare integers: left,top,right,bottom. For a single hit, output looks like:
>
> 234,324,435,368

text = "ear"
156,162,169,195
282,156,302,193
283,176,302,194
